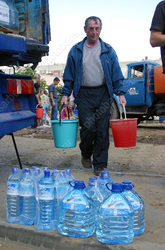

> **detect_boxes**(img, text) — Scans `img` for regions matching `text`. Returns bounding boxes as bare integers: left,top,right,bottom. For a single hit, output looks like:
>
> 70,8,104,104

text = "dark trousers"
78,85,110,168
50,99,58,120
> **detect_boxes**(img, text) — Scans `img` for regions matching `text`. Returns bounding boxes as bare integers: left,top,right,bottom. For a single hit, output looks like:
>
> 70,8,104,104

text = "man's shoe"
81,157,92,169
93,166,105,176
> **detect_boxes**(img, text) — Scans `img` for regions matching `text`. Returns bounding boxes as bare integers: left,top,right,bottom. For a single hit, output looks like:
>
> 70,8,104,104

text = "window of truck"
130,65,144,79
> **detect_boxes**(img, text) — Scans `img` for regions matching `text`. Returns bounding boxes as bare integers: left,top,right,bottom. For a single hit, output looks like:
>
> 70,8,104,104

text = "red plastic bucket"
110,118,137,147
36,105,44,118
110,105,137,147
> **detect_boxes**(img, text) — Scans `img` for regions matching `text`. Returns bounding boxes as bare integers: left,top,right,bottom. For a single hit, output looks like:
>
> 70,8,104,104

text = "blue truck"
111,61,165,124
0,0,50,167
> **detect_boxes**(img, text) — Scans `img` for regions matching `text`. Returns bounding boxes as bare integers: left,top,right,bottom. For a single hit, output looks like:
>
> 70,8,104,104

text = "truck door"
124,64,146,106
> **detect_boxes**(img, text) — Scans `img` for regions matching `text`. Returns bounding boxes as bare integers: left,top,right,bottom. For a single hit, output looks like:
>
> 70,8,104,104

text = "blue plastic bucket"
51,119,79,148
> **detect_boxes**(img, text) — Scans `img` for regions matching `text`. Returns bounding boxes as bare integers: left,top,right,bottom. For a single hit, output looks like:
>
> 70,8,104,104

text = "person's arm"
61,48,75,100
35,93,41,106
150,30,165,47
61,95,69,105
150,2,165,47
50,92,55,106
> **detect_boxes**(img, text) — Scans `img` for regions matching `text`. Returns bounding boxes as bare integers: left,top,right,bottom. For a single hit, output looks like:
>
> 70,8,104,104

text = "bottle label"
61,190,87,211
123,191,140,212
7,183,19,195
101,194,132,216
38,185,54,200
19,183,34,197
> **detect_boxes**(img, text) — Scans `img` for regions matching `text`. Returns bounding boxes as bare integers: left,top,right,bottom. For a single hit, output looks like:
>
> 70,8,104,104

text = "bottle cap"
111,183,123,192
44,170,50,177
34,169,40,175
100,171,110,178
74,181,86,189
88,177,97,185
65,169,71,174
122,180,134,190
32,166,37,170
43,167,49,171
60,170,66,177
12,168,18,173
24,168,30,173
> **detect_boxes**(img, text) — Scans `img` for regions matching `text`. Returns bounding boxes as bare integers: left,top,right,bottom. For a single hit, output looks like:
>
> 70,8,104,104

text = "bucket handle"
59,104,64,125
120,104,127,120
59,104,70,125
36,104,43,109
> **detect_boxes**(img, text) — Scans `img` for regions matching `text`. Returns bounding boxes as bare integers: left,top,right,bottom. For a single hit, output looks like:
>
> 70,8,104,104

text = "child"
61,102,74,119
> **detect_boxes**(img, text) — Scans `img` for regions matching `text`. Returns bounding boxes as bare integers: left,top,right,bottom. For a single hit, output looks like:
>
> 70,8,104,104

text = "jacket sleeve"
61,49,75,96
111,51,126,96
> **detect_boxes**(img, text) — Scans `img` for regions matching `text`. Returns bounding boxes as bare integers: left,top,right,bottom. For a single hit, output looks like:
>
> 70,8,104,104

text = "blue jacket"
61,37,125,104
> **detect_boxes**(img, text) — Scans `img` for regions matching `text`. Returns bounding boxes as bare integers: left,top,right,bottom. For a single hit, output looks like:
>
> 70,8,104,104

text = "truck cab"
123,61,165,123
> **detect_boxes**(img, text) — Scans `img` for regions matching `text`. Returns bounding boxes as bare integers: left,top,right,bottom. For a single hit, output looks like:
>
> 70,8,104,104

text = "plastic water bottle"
6,168,21,223
96,183,134,244
19,168,36,225
31,167,41,200
85,177,98,202
16,168,23,178
35,170,56,230
58,180,95,238
56,170,72,206
55,171,72,225
51,169,60,181
51,169,60,228
31,167,41,181
85,176,104,225
122,180,145,236
97,171,114,200
65,169,75,182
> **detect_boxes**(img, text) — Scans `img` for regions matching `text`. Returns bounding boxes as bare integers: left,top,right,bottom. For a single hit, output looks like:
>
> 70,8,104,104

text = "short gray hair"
85,16,102,29
34,73,41,79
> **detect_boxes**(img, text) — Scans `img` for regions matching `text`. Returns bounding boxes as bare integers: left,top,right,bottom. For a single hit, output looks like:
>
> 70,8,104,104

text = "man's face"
84,19,101,44
54,80,60,85
36,77,40,83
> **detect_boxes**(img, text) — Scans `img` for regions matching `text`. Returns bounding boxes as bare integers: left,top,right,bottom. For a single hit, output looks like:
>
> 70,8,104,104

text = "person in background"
61,16,126,175
32,73,41,128
61,102,74,119
48,77,60,120
150,2,165,125
40,89,50,126
150,1,165,73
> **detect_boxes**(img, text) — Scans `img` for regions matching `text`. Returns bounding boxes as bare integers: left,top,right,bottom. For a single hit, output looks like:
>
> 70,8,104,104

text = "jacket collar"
76,37,111,54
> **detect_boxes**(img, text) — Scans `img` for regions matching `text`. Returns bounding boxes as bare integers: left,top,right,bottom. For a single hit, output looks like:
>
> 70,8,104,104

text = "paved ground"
0,124,165,249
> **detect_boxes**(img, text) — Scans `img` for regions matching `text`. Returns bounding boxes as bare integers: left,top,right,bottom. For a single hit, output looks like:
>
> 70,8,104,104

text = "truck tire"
110,100,120,120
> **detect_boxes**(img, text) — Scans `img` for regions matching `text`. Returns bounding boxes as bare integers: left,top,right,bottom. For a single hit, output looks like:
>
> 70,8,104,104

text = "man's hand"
119,95,127,107
61,95,68,105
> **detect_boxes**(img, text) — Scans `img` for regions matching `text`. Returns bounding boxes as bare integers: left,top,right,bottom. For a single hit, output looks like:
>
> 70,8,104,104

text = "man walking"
61,16,126,175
